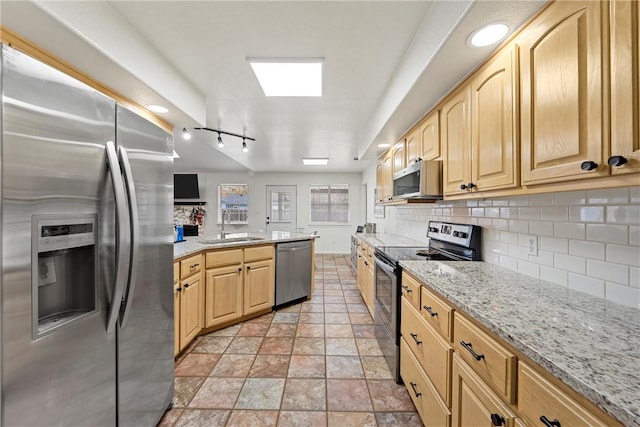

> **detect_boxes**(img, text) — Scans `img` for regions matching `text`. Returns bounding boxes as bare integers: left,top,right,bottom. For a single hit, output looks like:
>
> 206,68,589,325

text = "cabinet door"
392,140,407,174
244,259,274,315
406,128,421,164
442,86,472,195
452,354,518,427
382,151,393,202
375,159,384,203
421,110,440,161
471,45,519,191
520,1,606,184
610,0,640,174
180,274,202,350
205,265,243,327
174,282,181,356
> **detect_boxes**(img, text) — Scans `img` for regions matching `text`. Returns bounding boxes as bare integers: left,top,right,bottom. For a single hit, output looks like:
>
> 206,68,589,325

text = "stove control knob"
453,231,468,239
428,227,438,233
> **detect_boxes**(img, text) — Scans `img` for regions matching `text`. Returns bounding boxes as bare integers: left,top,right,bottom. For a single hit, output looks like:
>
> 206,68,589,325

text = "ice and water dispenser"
32,215,98,338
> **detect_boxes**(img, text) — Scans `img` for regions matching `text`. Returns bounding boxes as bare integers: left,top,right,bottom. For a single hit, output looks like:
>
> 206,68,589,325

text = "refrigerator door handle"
117,146,139,328
105,141,131,335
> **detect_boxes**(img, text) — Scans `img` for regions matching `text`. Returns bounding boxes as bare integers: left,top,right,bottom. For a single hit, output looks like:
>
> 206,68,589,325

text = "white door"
266,185,297,232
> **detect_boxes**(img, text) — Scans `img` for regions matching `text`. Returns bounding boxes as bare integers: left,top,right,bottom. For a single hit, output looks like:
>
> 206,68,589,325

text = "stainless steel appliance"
275,240,313,307
392,159,443,200
1,44,174,426
374,221,481,383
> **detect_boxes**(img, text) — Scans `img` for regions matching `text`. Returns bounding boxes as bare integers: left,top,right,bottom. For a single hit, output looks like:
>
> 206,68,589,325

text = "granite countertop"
399,260,640,427
352,232,428,248
174,231,318,259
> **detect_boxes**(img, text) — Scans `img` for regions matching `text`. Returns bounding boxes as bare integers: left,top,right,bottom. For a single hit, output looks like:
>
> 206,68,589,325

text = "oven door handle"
374,255,397,275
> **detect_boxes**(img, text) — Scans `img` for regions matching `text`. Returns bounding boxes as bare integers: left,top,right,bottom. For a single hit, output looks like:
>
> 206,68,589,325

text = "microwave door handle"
117,146,139,328
105,141,131,335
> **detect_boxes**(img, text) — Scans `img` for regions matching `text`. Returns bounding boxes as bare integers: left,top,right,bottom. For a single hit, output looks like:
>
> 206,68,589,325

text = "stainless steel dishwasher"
275,240,313,307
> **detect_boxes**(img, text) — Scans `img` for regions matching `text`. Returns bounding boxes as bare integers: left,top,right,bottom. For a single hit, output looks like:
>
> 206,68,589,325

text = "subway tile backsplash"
383,187,640,309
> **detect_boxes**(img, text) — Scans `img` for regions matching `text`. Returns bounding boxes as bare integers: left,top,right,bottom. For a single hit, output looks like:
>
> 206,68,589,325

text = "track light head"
242,138,249,153
182,127,191,140
217,133,225,148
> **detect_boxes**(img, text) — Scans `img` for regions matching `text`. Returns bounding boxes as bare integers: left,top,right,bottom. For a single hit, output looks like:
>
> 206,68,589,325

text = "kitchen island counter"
174,231,318,260
400,260,640,427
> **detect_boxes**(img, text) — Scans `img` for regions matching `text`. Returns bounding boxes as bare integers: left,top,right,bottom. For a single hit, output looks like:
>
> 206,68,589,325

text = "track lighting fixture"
184,127,254,152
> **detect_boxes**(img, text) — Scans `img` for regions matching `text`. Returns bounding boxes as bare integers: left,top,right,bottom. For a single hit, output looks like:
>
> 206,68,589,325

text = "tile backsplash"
381,187,640,309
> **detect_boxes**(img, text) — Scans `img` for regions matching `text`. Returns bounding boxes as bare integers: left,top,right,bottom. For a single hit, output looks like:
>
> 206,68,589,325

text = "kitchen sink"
199,236,265,245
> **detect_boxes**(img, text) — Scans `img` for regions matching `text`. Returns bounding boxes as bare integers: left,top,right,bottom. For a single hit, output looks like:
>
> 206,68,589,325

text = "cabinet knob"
238,267,242,272
460,184,467,190
607,155,628,167
176,287,182,292
490,413,505,426
247,266,251,270
467,182,476,189
183,283,189,288
580,161,598,171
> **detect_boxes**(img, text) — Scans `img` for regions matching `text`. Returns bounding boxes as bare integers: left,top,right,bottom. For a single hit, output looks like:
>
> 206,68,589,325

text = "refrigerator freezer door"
116,105,174,426
1,45,117,426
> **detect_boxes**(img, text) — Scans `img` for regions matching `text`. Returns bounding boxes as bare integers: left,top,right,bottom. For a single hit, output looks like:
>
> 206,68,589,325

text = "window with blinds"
310,184,349,223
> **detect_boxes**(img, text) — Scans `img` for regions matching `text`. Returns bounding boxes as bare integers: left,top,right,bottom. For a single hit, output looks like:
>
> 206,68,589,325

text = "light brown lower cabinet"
451,353,518,427
205,263,243,327
518,361,610,427
244,258,274,315
401,337,451,427
179,271,202,349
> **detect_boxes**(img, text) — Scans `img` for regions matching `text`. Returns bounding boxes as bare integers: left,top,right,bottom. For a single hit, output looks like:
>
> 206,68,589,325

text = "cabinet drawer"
401,297,453,406
453,313,516,403
206,249,243,268
400,338,451,427
173,262,180,286
518,362,609,427
451,353,518,427
420,285,453,341
244,244,274,263
401,272,421,310
180,254,202,280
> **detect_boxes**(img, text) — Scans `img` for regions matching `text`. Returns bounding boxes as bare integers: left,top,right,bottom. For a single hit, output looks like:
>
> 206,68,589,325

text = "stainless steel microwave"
392,159,442,199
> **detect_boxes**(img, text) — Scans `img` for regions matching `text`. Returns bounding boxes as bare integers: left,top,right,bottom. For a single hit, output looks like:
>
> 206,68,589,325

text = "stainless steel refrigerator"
0,44,174,426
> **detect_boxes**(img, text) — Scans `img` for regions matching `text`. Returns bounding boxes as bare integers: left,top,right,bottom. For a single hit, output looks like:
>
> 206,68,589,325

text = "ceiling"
1,1,546,174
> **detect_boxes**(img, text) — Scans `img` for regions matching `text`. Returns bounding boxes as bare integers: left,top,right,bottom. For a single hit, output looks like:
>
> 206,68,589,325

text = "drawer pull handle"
491,413,505,426
190,263,199,269
410,333,422,345
409,382,422,398
402,285,412,294
540,416,561,427
460,340,485,361
423,305,438,317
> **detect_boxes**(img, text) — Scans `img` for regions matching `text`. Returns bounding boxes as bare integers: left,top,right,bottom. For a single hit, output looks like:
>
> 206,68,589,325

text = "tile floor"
159,254,423,427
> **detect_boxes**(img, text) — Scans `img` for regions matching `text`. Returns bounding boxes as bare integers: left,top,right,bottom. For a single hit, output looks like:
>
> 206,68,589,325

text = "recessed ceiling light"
302,158,329,166
147,104,168,114
469,23,509,47
378,143,391,148
248,59,323,97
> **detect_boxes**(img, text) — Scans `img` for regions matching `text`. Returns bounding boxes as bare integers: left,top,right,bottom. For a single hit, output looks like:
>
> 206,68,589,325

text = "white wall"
363,162,640,309
192,171,365,254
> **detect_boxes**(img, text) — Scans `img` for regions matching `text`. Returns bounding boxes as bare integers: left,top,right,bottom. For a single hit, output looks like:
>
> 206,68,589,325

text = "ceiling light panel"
469,23,509,47
302,158,329,166
248,60,323,97
147,104,168,114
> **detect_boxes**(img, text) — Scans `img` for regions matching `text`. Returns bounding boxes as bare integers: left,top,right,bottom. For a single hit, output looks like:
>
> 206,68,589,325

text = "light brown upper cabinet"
470,45,519,192
610,0,640,174
441,86,472,195
421,110,440,161
392,139,407,174
381,150,394,202
406,127,421,165
519,1,606,184
375,158,384,203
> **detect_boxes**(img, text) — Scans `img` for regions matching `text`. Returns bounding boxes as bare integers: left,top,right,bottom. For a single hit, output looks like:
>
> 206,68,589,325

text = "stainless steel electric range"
373,221,481,383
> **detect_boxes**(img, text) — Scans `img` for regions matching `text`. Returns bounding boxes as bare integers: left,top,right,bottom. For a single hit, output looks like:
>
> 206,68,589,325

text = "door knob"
607,156,628,167
580,161,598,171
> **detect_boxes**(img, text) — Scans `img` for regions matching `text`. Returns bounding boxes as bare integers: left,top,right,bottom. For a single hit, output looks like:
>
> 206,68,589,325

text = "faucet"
220,209,228,238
